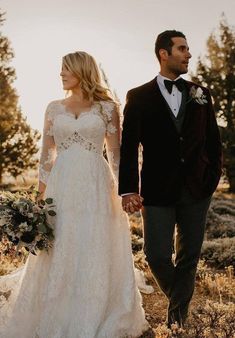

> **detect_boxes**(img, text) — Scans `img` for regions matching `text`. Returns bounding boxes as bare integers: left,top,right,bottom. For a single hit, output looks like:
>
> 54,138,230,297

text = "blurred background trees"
0,10,40,185
191,14,235,192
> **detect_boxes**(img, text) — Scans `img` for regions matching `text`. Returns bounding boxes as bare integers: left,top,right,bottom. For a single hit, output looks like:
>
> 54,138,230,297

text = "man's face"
165,37,192,76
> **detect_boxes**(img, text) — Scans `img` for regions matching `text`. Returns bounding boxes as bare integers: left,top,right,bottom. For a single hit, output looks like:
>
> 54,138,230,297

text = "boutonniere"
188,86,208,105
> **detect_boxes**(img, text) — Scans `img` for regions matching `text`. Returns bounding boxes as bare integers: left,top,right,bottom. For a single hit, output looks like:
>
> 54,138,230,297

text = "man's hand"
122,193,143,214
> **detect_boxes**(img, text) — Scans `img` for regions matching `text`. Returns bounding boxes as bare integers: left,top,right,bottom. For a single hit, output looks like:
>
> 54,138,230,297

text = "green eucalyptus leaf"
45,198,53,204
48,210,56,216
38,223,47,233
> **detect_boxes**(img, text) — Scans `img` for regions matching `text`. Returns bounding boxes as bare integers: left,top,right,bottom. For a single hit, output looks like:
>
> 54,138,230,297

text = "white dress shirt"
157,73,183,117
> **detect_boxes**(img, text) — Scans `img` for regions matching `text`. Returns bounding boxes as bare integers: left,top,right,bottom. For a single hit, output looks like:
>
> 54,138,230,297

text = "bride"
0,51,149,337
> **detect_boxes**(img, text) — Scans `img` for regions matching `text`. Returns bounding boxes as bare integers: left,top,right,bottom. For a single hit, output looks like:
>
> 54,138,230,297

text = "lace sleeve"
39,103,57,185
104,102,121,180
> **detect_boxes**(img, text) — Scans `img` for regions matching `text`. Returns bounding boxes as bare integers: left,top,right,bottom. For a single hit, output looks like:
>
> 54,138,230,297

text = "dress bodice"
39,100,120,185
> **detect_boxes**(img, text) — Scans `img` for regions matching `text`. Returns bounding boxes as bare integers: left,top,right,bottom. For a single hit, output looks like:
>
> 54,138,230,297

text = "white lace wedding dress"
0,100,149,338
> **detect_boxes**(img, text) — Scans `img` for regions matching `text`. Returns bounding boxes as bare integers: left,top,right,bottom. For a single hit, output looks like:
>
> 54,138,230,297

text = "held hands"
122,193,143,214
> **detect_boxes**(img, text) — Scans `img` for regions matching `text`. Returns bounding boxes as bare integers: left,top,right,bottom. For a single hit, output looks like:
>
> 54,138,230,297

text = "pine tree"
0,10,40,184
191,15,235,192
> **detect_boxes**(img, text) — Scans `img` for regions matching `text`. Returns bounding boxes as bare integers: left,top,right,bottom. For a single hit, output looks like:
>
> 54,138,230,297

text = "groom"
118,30,222,326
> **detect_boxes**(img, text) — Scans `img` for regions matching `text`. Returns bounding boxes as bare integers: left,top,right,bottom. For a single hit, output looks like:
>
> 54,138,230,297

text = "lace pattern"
46,125,54,137
39,102,57,185
57,131,101,155
102,101,121,180
39,165,50,184
39,99,121,185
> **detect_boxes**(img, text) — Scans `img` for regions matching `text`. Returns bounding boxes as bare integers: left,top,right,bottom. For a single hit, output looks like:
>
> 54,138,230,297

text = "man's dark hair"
155,30,186,62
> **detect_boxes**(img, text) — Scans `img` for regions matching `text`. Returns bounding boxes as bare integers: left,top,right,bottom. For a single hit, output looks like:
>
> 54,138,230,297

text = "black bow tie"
164,78,185,94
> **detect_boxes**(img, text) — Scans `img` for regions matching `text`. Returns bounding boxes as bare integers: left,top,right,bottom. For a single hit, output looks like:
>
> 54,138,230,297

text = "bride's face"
60,65,79,90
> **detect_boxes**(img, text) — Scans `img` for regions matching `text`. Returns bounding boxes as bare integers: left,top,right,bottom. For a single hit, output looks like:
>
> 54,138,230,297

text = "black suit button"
179,136,184,141
181,158,185,163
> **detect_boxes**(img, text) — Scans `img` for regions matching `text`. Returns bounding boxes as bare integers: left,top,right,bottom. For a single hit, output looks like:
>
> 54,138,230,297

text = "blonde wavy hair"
62,51,114,103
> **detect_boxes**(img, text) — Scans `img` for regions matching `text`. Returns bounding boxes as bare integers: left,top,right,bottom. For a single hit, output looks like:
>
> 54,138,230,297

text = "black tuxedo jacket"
118,78,222,206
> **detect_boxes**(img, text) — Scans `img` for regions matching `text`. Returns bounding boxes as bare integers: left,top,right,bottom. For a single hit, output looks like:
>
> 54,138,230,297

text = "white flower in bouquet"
18,222,33,233
19,222,28,230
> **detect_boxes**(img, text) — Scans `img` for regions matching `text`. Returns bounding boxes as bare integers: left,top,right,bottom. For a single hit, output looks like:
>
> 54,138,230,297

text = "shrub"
206,217,235,239
206,197,235,239
212,198,235,216
188,300,235,338
0,241,27,276
201,238,235,268
197,262,235,302
154,301,235,338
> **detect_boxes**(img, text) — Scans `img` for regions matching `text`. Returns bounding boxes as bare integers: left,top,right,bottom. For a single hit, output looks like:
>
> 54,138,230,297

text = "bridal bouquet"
0,190,56,255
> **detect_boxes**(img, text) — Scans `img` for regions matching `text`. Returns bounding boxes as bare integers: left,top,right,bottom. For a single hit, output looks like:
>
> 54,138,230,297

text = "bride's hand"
36,182,46,203
36,191,45,203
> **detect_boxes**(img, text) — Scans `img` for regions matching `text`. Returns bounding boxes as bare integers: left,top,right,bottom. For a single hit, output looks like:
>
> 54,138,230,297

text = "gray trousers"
141,187,211,326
